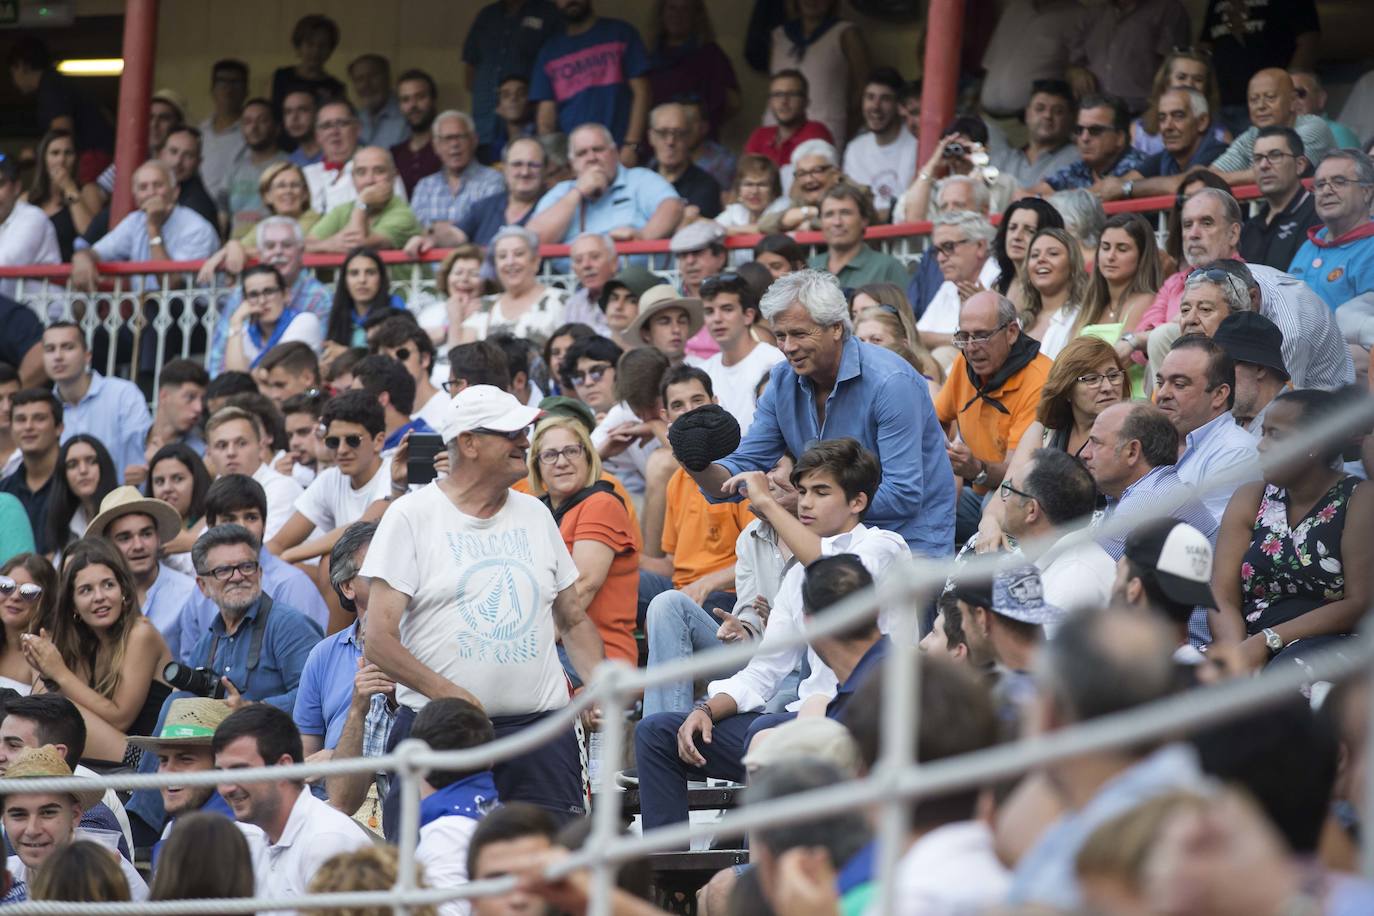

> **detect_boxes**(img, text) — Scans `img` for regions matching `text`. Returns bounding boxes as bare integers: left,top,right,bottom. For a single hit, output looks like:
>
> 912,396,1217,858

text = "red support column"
110,0,159,224
917,0,965,166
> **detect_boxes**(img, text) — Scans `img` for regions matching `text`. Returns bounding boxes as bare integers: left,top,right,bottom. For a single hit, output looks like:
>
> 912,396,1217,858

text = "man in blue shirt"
667,269,955,557
529,0,650,156
528,123,683,247
405,111,506,249
1031,95,1146,195
177,475,331,659
41,321,151,483
1099,88,1230,203
348,355,433,453
463,1,559,150
1287,149,1374,310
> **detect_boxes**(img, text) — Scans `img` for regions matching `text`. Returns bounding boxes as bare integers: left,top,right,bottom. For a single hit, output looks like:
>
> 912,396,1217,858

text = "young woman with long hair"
1018,227,1089,360
144,444,213,578
44,435,118,563
322,248,402,362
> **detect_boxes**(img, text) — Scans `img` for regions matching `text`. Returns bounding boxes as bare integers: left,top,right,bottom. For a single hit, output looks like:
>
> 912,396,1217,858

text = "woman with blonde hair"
0,553,57,693
1077,212,1162,394
850,283,944,389
527,416,640,669
307,844,436,916
974,337,1129,552
417,244,488,348
1018,227,1088,360
196,162,319,282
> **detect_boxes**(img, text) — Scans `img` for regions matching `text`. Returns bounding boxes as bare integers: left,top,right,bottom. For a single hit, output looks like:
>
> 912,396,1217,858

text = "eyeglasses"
202,560,260,582
243,286,282,301
699,272,743,297
435,132,473,145
793,164,834,180
1314,176,1370,193
442,379,463,394
1072,124,1117,137
1076,370,1126,388
998,480,1036,502
324,434,364,450
932,238,973,258
317,119,354,132
0,576,42,603
650,127,691,141
537,444,586,465
1251,150,1297,167
471,427,525,440
1186,267,1249,305
568,364,612,387
952,320,1011,349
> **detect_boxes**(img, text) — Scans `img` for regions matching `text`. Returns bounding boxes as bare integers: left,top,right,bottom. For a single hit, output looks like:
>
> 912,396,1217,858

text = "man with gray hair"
666,268,955,556
1129,187,1353,390
307,146,422,252
935,291,1053,543
205,215,332,375
1098,88,1227,201
293,521,397,811
409,110,506,248
902,175,994,323
560,230,619,335
917,210,1001,350
1287,148,1374,310
648,102,721,220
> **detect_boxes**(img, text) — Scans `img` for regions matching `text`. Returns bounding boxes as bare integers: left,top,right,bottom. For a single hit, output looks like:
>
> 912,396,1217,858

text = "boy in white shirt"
698,273,783,434
205,406,302,541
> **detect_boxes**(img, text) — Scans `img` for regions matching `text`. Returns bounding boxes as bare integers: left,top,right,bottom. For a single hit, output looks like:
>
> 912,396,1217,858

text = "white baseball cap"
1123,519,1216,607
433,385,542,444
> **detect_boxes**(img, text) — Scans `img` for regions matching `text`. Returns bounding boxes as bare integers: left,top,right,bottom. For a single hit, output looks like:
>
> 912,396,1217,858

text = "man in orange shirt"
935,291,1053,545
639,365,752,635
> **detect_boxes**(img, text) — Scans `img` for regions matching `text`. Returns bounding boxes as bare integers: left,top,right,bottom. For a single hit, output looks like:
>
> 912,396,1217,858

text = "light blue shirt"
141,562,197,662
84,205,220,289
58,371,152,483
532,165,680,243
358,95,410,150
294,621,363,749
1009,744,1206,908
177,546,330,664
1174,411,1261,521
1098,464,1220,561
713,336,956,557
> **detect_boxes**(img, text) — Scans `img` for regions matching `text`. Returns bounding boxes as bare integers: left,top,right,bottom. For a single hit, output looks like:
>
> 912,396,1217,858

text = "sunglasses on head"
0,576,42,603
324,434,365,450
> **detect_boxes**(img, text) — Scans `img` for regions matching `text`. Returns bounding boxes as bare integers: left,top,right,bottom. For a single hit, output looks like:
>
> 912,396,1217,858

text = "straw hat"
624,285,704,340
84,486,182,542
126,697,234,752
2,745,104,811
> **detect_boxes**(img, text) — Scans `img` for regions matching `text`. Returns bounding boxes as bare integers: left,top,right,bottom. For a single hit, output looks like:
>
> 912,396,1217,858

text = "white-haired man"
408,110,507,248
527,122,683,245
561,231,619,335
1097,88,1228,201
917,210,1001,351
665,269,955,557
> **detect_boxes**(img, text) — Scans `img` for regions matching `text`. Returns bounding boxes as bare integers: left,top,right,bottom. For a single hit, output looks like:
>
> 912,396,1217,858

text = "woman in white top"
0,553,56,693
1018,228,1086,361
416,243,488,349
466,226,566,346
767,0,869,146
224,264,324,373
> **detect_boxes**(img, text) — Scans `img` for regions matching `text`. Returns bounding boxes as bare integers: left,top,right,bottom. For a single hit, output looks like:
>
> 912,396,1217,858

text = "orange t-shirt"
662,467,752,590
558,490,641,665
935,352,1053,491
513,471,640,533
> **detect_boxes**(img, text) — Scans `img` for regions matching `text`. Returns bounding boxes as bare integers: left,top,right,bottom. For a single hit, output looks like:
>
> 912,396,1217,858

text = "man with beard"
125,698,262,866
531,0,650,162
841,68,917,221
348,54,408,150
389,69,441,196
745,70,834,173
222,98,287,237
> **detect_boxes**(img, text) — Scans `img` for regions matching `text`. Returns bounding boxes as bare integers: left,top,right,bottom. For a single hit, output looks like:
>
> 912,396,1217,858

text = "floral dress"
1239,477,1358,636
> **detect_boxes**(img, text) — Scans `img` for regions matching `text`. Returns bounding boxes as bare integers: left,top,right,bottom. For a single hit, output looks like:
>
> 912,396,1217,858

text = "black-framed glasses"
537,444,586,466
1251,150,1297,167
243,286,282,301
442,379,464,394
932,238,974,258
471,427,526,440
202,560,260,582
998,480,1036,502
793,164,835,180
952,320,1011,349
324,434,364,450
1072,124,1117,137
1076,370,1126,388
0,576,42,603
568,364,612,387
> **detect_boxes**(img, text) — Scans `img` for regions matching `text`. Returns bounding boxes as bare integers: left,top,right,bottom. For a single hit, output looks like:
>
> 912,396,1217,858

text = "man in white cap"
361,385,604,835
1,746,149,899
669,220,728,362
86,486,196,660
1113,517,1217,664
624,284,705,367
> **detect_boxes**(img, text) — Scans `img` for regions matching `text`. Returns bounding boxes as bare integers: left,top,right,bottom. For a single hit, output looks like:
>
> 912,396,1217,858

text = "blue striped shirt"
410,162,506,228
1098,465,1219,561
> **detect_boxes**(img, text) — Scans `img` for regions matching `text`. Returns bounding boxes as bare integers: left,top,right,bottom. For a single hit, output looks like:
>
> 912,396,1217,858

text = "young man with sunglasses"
1032,95,1145,195
698,274,781,434
369,315,446,432
267,391,391,569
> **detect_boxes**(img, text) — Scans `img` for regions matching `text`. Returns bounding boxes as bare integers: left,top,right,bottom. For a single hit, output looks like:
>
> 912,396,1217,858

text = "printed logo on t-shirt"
450,530,543,663
544,41,628,101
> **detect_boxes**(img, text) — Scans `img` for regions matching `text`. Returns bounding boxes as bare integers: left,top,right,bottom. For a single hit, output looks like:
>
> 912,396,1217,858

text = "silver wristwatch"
1262,627,1284,657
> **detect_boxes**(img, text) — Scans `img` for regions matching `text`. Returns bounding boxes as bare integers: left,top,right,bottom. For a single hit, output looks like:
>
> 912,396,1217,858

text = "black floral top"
1240,476,1358,636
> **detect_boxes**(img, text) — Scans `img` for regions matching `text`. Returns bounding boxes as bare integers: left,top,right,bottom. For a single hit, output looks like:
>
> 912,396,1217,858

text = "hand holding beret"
667,404,741,472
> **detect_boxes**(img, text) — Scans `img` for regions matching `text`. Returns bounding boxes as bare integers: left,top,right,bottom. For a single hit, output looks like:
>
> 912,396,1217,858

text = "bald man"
307,146,422,252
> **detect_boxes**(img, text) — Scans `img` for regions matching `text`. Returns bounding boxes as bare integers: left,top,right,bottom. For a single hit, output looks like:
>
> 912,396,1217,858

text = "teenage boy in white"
698,273,783,434
267,390,392,565
205,406,302,540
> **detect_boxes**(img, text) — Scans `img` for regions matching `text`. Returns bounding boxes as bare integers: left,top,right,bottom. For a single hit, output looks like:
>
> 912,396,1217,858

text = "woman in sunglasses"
0,553,57,693
21,539,172,761
224,264,324,373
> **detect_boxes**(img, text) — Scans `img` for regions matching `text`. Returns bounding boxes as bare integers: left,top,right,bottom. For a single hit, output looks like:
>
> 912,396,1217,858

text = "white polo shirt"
253,787,372,913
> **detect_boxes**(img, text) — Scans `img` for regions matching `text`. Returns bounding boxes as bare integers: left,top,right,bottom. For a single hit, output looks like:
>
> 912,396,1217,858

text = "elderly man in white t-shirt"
361,385,604,836
917,210,1001,354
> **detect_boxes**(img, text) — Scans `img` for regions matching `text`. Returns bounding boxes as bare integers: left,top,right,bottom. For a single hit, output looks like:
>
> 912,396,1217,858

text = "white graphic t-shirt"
360,485,578,716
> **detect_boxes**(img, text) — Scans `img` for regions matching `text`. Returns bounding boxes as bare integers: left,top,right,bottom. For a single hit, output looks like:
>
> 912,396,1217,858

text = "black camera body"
163,662,227,699
943,142,966,158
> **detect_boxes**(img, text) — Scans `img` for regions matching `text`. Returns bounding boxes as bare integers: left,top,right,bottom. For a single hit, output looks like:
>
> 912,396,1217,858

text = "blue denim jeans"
643,590,750,718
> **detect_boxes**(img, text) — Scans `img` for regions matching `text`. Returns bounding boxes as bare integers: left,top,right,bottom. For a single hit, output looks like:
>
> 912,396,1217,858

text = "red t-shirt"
743,121,835,168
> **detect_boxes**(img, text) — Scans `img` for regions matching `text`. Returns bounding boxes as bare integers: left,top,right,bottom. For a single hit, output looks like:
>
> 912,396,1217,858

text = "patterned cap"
992,564,1066,626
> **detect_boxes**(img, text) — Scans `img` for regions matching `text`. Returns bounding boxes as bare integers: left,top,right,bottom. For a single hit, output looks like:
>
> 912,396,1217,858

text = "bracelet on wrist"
692,700,713,721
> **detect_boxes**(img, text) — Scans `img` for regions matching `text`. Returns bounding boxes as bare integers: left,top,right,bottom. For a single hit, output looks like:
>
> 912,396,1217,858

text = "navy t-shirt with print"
529,17,649,143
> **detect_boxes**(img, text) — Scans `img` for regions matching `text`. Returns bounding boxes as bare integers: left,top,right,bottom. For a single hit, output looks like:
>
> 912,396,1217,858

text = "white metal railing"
0,386,1368,915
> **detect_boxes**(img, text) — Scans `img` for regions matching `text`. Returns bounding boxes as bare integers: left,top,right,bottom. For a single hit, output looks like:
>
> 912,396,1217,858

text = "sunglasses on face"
471,427,525,440
1073,124,1117,137
0,576,42,603
568,365,612,387
700,272,744,297
324,434,364,450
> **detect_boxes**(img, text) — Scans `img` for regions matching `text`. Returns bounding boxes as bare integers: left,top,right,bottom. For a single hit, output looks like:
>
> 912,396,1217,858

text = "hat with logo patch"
991,564,1066,627
1123,518,1216,608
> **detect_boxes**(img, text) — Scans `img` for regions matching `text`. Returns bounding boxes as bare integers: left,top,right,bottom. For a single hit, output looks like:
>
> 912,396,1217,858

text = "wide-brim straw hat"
126,697,234,751
2,745,104,811
85,486,183,542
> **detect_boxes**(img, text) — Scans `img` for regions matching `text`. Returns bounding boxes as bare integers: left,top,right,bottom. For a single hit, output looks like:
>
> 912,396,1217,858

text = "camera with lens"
943,142,966,158
163,662,227,699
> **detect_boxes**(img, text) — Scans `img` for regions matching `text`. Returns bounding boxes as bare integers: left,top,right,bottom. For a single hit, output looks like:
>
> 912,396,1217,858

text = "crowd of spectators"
1,0,1374,913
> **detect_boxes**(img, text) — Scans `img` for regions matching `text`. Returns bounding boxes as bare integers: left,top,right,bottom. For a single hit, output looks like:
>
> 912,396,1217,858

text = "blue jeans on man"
636,568,734,629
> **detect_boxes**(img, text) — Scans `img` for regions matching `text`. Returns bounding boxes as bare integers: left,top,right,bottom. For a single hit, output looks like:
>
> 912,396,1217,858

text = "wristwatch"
149,235,164,247
971,461,990,488
1121,179,1135,199
1261,627,1285,657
